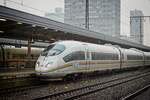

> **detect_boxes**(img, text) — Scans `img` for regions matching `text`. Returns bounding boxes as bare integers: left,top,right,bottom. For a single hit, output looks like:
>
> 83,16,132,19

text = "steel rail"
121,84,150,100
0,78,44,95
33,71,150,100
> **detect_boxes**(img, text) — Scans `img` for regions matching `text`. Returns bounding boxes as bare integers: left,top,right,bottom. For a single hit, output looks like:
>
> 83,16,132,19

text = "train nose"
45,61,55,68
35,60,57,72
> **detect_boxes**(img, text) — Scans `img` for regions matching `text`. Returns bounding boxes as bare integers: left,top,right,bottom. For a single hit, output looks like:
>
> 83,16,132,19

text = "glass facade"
65,0,120,37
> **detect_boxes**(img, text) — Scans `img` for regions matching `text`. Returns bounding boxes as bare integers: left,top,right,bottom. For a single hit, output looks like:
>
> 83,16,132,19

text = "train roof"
55,40,102,46
54,40,119,53
44,40,150,55
56,40,118,48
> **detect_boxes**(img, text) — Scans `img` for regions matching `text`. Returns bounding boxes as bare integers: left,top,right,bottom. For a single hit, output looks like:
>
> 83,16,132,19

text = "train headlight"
36,62,39,67
46,62,53,68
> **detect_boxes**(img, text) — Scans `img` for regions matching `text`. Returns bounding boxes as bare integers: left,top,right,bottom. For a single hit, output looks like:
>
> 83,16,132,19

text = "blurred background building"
64,0,121,38
130,9,144,44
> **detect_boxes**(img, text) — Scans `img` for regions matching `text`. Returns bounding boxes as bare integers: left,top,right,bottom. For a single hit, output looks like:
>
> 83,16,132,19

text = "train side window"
148,56,150,60
92,52,118,60
127,55,142,60
146,56,150,60
127,55,133,60
63,51,85,62
41,44,65,56
113,54,119,60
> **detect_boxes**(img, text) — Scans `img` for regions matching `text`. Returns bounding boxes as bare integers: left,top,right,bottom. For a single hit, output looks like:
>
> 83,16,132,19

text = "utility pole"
139,17,142,43
85,0,89,29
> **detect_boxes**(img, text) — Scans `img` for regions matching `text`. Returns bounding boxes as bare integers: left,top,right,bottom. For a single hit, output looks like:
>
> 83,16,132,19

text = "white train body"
35,41,150,80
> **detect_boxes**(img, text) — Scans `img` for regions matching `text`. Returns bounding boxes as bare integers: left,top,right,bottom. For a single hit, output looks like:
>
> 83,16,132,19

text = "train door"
117,47,123,69
84,44,91,71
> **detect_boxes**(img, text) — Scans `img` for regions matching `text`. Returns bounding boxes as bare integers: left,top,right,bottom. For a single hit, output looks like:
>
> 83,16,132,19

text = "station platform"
0,68,35,80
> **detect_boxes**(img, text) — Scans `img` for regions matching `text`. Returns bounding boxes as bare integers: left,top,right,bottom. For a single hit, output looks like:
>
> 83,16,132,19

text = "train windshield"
41,44,65,56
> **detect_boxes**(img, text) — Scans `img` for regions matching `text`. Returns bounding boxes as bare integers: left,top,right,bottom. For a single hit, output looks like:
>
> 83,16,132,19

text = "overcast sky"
0,0,150,16
123,0,150,15
121,0,150,35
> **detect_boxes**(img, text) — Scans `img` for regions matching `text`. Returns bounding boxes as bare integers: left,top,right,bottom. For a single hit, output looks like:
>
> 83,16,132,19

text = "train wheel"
63,74,78,81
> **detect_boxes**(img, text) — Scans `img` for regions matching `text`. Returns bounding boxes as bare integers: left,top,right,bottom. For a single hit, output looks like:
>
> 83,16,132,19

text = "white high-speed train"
35,40,150,80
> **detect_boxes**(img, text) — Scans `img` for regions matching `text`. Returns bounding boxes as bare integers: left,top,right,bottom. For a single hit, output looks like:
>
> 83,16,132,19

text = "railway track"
33,71,150,100
121,84,150,100
0,78,46,95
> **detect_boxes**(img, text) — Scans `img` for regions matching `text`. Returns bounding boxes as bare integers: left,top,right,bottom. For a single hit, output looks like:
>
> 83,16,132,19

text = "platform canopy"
0,6,150,51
